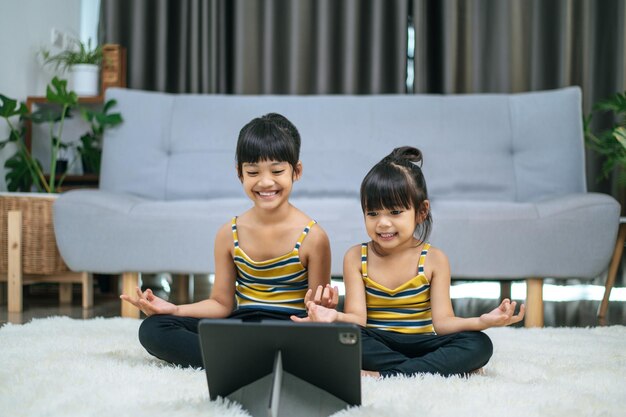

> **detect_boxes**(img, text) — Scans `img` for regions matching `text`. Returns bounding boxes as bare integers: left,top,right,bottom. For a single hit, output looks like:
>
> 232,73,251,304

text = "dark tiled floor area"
1,271,625,327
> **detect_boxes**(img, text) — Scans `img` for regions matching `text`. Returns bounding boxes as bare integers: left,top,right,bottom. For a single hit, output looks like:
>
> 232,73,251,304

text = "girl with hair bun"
294,146,525,377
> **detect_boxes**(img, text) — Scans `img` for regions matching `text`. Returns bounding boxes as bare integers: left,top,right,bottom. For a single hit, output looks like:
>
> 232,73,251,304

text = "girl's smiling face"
240,159,302,209
364,206,419,251
363,200,430,253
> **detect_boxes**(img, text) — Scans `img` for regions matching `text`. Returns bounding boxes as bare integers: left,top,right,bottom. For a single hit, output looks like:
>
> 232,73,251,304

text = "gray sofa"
53,87,620,325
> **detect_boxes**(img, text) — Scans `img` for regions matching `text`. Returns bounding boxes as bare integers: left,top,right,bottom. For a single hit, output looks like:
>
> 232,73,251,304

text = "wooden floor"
1,273,625,327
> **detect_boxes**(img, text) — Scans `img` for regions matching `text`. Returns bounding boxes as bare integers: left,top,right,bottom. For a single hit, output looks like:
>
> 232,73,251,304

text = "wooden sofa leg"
121,272,140,318
598,223,626,325
81,272,93,309
174,273,190,304
525,278,544,327
59,283,72,303
499,281,512,302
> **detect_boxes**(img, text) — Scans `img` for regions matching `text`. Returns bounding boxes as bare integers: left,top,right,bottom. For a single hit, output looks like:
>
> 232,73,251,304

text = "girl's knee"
138,315,164,350
468,331,493,365
475,331,493,351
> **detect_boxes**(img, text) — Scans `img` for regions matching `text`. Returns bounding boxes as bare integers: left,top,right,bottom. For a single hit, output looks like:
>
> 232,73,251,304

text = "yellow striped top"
361,242,435,334
232,217,315,315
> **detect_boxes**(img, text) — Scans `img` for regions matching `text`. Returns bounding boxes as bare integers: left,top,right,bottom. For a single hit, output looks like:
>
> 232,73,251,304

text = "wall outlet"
51,27,65,49
64,32,77,49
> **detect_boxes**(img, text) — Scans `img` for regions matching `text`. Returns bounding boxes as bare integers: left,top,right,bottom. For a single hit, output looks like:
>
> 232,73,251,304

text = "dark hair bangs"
360,165,414,212
236,120,300,175
237,132,297,165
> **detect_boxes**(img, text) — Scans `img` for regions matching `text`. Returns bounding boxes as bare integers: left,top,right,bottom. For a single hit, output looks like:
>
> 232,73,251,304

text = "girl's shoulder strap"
361,243,368,278
231,216,239,248
294,219,317,250
417,242,431,275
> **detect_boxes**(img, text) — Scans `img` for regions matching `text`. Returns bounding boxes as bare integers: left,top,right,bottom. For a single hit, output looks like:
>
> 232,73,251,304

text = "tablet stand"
227,350,350,417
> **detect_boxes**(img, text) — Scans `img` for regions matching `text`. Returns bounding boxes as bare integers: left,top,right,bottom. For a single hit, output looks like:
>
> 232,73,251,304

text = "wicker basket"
0,193,70,275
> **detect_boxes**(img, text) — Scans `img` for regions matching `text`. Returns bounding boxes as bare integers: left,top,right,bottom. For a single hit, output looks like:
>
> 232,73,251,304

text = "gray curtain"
412,0,625,99
99,0,409,94
412,0,626,197
100,0,626,198
100,0,218,93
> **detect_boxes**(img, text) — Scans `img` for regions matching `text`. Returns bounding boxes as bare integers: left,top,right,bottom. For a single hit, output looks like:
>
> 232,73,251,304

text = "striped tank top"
362,242,435,334
232,217,316,315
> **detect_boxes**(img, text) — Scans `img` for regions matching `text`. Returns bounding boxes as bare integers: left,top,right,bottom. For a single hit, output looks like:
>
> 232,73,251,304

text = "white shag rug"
0,317,625,417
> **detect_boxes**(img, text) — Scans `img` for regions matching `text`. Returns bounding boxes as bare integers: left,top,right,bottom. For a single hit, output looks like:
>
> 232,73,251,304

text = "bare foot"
467,367,485,376
361,370,381,378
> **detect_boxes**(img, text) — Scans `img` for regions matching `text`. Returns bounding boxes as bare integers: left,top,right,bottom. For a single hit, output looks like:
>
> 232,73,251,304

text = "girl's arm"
429,248,525,334
302,224,332,289
299,224,336,307
293,245,367,326
122,222,236,318
336,245,368,326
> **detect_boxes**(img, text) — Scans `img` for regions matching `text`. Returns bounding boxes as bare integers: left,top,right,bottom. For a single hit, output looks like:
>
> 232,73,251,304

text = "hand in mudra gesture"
120,287,178,316
479,298,525,327
292,302,338,323
291,284,340,322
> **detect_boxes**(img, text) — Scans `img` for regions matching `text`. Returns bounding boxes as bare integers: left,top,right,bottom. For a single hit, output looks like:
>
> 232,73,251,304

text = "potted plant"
0,76,123,192
0,77,77,193
0,77,78,284
584,91,626,217
584,91,626,185
40,38,102,96
77,99,123,174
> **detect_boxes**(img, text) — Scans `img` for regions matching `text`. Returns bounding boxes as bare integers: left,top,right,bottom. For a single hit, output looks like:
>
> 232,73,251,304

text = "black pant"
138,309,295,368
361,327,493,377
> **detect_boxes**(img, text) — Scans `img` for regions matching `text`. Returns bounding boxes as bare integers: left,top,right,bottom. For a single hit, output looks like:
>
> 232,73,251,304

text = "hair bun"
389,146,423,166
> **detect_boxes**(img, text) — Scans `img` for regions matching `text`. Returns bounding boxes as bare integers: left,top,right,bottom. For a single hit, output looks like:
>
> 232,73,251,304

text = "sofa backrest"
100,87,585,202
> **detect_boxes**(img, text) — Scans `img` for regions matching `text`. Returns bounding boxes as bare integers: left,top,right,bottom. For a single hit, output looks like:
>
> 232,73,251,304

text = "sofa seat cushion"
430,193,620,279
55,190,619,280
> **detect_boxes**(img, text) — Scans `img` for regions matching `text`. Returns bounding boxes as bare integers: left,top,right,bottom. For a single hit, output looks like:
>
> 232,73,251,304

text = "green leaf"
4,152,42,192
103,113,123,126
593,92,626,114
0,94,28,118
102,99,118,113
46,76,78,107
615,127,626,150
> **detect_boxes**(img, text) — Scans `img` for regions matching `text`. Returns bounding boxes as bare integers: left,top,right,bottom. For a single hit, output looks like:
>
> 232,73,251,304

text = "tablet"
198,319,362,406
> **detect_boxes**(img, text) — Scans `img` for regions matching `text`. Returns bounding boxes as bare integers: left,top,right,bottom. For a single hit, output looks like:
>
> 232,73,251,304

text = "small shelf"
24,95,104,151
43,174,99,191
26,95,105,105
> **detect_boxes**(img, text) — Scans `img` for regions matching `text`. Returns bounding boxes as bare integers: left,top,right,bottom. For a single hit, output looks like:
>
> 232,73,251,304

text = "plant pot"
55,159,68,175
81,157,95,174
70,64,99,96
81,152,101,175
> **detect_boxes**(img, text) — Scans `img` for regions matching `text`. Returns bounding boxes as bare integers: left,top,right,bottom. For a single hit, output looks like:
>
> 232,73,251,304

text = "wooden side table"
597,217,626,325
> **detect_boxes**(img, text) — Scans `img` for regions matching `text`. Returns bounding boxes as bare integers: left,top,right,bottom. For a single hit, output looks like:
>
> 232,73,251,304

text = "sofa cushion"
99,88,585,203
54,190,618,279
